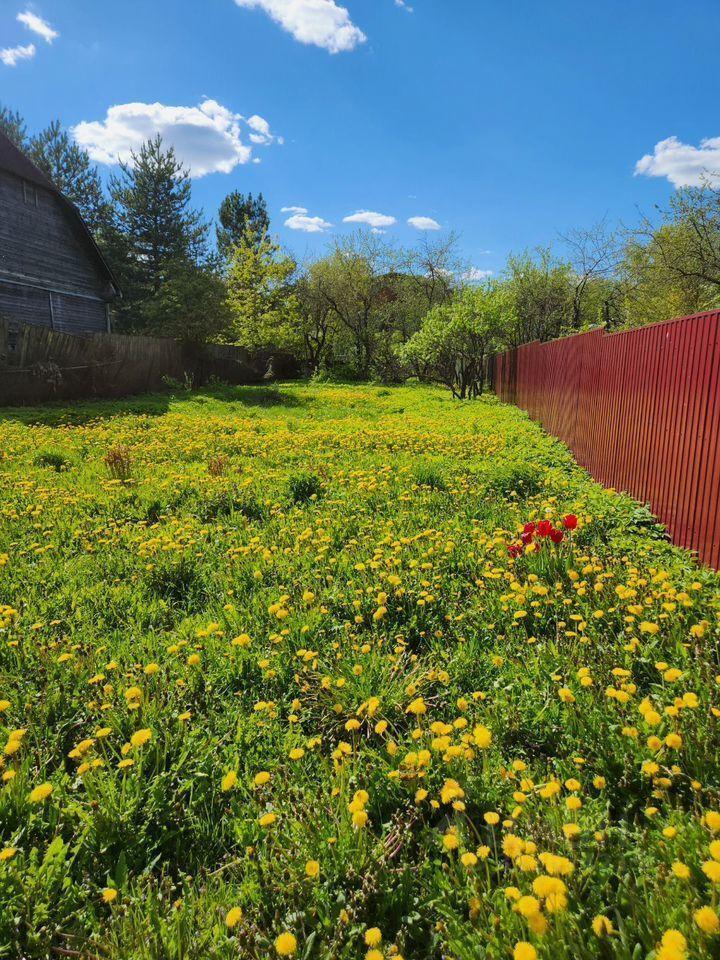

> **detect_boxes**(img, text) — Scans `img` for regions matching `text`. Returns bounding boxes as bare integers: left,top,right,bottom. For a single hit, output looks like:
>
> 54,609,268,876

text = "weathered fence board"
0,319,296,406
492,311,720,568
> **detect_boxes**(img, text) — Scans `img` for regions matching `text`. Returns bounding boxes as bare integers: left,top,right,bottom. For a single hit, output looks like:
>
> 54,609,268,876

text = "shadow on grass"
0,383,305,427
215,385,304,408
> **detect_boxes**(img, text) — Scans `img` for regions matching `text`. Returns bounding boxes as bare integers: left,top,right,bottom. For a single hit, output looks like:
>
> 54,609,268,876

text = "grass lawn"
0,382,718,959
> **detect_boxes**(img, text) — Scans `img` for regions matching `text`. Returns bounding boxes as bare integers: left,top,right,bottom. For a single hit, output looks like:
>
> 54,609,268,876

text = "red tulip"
550,528,564,544
508,543,522,558
521,531,534,545
523,522,536,535
537,520,553,537
563,514,578,530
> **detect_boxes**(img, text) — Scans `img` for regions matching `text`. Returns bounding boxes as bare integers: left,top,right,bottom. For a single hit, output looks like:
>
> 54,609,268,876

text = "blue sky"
2,0,720,275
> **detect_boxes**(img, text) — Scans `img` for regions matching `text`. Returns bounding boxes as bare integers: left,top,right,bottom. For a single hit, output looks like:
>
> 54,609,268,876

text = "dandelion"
442,831,459,851
592,915,614,937
694,906,719,935
275,932,297,956
28,782,53,804
473,725,492,748
222,771,238,792
225,907,243,928
130,729,152,748
102,888,118,903
406,697,426,716
305,860,320,879
513,943,537,960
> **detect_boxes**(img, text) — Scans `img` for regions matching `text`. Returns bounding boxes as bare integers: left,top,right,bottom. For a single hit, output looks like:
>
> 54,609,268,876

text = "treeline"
4,104,720,397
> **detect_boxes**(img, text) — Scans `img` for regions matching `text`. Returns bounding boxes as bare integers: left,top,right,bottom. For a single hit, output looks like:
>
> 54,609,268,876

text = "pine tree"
28,120,108,232
108,136,208,330
0,103,27,149
216,191,269,261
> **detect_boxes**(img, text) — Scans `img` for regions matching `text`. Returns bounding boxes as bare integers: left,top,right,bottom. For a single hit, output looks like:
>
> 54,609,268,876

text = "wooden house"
0,129,120,336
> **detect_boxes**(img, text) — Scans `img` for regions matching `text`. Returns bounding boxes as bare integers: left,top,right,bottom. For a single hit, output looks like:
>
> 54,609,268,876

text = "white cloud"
635,136,720,188
246,114,283,145
395,0,414,11
234,0,366,53
463,267,493,283
343,210,397,228
71,99,279,177
1,42,36,66
285,211,333,233
17,11,58,43
281,205,309,214
408,215,441,230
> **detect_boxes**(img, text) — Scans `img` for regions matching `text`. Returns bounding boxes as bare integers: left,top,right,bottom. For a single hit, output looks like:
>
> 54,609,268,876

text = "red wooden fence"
491,310,720,568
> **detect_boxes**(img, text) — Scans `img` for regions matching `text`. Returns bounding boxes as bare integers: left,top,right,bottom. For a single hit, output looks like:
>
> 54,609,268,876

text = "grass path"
0,383,718,959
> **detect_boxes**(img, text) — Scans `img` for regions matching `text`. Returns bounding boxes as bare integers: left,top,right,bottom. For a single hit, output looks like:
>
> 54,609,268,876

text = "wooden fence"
491,310,720,568
0,319,296,406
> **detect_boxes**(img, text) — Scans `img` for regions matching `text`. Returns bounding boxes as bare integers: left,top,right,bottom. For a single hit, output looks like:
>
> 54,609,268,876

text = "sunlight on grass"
0,383,718,959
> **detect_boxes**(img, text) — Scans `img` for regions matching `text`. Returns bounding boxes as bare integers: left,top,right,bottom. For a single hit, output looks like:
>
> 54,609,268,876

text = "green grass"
0,382,718,959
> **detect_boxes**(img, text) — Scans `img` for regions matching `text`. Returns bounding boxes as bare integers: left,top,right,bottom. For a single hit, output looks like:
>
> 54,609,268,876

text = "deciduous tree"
226,227,298,350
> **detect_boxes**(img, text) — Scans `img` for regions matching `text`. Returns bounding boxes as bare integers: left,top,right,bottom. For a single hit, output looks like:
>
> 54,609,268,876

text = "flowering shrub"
0,383,718,959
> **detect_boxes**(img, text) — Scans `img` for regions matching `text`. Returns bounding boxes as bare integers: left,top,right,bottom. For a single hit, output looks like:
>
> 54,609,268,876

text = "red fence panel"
492,311,720,568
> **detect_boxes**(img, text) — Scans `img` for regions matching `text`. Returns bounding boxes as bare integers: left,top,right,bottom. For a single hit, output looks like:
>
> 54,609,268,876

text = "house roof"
0,129,121,299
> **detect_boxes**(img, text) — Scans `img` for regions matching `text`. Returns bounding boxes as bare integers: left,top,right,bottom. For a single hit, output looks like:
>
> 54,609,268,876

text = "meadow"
0,382,718,960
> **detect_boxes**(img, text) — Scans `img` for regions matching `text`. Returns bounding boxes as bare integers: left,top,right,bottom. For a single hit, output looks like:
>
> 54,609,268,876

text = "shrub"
34,450,71,472
288,471,322,504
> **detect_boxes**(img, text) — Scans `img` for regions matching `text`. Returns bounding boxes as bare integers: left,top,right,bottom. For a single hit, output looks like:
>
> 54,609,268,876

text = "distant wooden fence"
0,319,297,406
491,311,720,568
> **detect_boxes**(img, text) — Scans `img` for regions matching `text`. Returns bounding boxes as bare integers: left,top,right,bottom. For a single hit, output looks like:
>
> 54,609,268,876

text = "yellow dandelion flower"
275,932,297,956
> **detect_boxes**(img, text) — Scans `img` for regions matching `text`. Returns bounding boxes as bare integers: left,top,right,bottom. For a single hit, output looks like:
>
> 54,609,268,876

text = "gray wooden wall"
0,168,111,335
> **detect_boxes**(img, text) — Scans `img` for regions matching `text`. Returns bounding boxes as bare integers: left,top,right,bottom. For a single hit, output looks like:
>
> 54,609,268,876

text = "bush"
34,450,71,472
288,471,322,503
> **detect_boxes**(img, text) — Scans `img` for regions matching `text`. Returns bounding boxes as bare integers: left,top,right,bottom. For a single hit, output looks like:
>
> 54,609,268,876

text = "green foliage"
402,283,514,398
33,449,71,472
226,226,298,349
502,248,576,346
108,136,209,333
139,259,232,343
0,102,28,149
216,191,270,262
287,470,323,503
412,462,447,490
28,120,109,232
0,384,718,959
484,460,543,499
